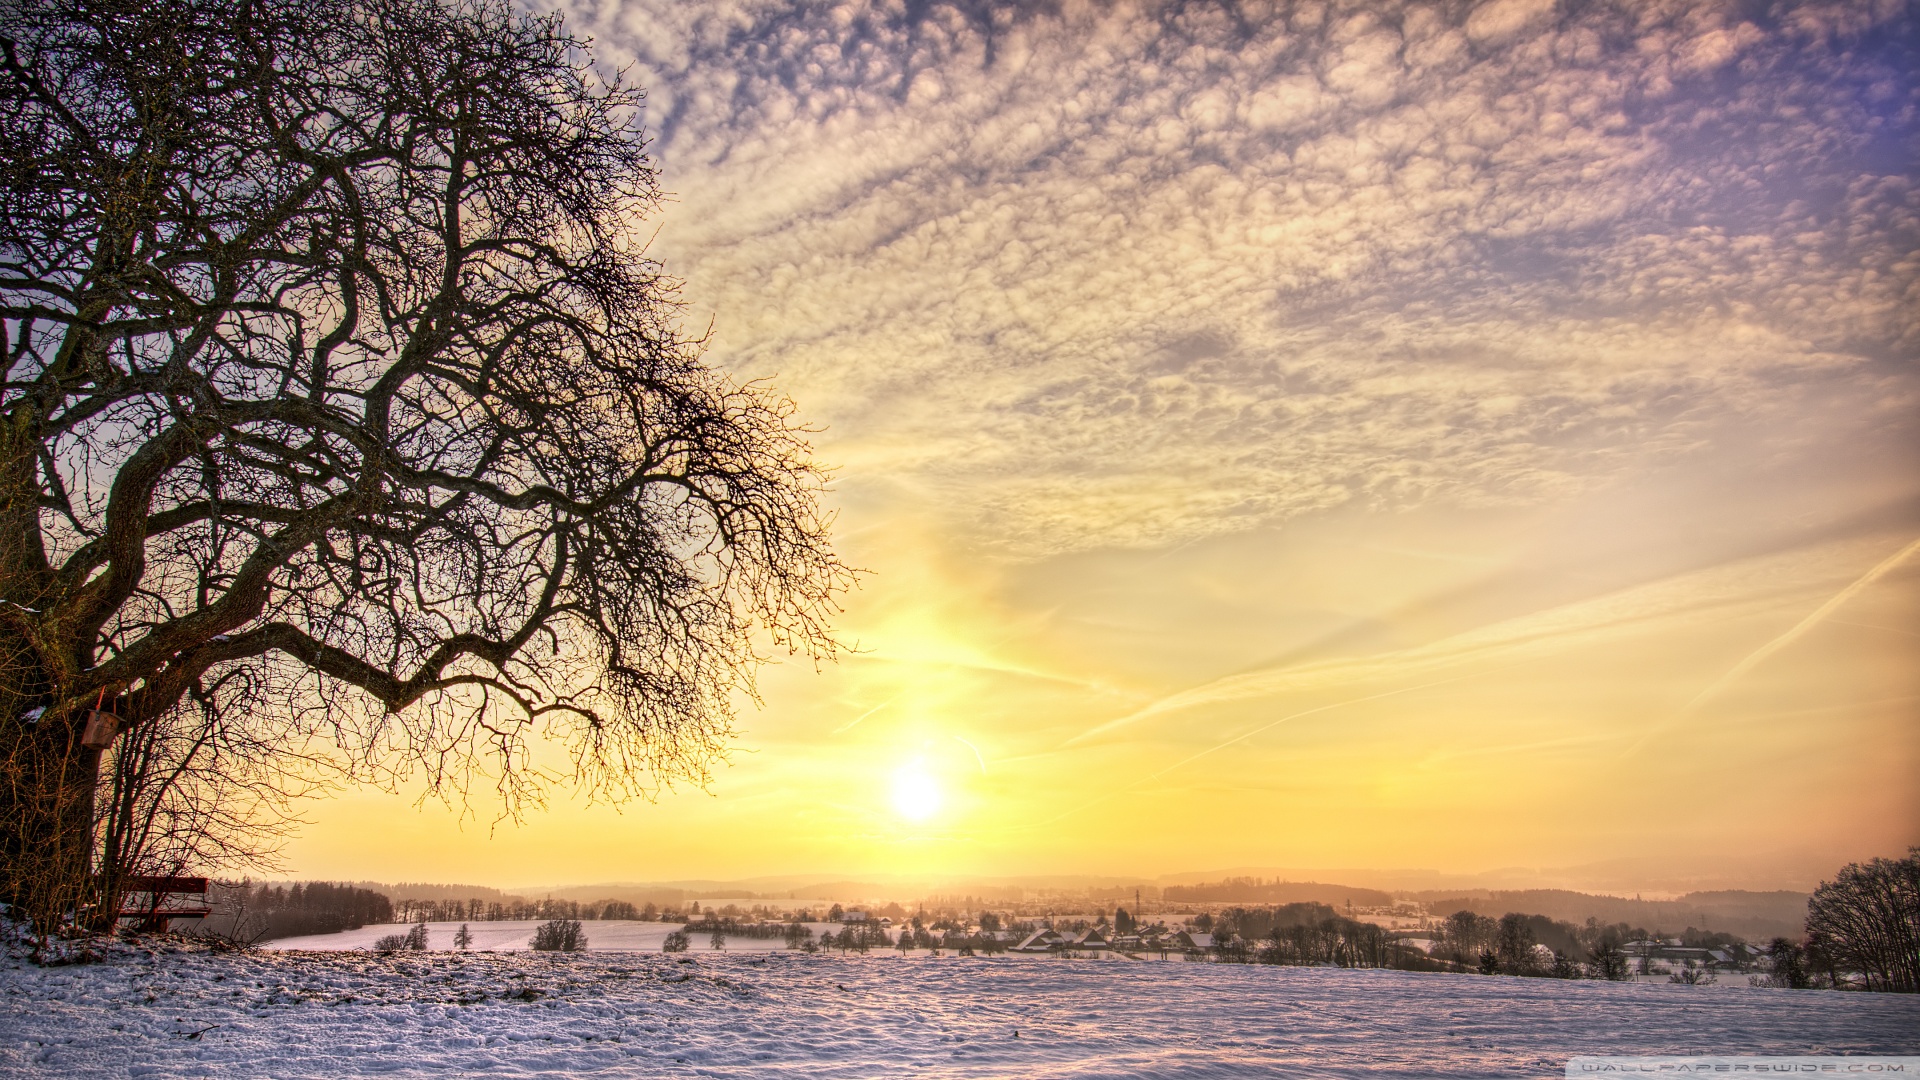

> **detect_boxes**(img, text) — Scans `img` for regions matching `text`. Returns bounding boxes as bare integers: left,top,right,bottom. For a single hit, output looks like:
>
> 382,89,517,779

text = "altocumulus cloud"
557,0,1918,555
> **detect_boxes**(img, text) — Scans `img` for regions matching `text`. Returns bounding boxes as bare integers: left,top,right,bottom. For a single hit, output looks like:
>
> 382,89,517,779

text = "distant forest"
217,882,392,941
1411,889,1809,941
1164,878,1394,908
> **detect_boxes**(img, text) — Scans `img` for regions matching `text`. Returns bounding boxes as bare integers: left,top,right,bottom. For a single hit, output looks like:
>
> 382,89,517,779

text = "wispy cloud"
1067,532,1910,744
1619,534,1920,756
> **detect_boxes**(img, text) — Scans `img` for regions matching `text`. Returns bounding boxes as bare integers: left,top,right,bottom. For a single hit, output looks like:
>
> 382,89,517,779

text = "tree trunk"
0,697,103,932
0,414,103,933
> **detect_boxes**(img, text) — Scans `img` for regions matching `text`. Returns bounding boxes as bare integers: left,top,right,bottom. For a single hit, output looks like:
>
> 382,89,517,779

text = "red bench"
118,875,212,930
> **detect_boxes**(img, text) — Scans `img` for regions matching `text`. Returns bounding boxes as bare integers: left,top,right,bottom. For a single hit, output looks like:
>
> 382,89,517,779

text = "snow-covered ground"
3,943,1915,1078
264,919,822,953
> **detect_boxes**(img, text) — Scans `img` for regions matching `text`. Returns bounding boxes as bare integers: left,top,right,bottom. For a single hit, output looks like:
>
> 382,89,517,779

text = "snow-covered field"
264,919,821,953
4,943,1915,1078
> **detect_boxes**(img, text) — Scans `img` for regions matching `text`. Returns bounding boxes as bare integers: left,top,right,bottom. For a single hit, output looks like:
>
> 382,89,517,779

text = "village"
659,900,1780,984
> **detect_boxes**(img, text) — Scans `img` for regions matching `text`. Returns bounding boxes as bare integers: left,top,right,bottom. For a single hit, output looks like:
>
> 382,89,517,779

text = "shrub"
373,934,410,952
530,919,587,952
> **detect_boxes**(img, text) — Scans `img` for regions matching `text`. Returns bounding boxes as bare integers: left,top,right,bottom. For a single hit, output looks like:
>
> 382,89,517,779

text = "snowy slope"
2,944,1915,1078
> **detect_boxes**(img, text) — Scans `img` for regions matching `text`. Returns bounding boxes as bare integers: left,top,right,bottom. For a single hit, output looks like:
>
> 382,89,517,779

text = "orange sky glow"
284,0,1918,894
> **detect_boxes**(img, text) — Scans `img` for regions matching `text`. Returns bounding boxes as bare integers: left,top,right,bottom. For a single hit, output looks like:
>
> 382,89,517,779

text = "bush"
530,919,587,952
373,923,430,952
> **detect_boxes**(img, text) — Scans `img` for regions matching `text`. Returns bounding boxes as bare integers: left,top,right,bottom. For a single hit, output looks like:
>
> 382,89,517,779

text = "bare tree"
1805,849,1920,993
529,918,582,951
1439,910,1496,967
1495,912,1539,975
0,0,848,931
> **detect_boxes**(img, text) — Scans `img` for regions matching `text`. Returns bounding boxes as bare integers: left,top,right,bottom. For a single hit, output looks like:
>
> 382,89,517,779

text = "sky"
286,0,1919,895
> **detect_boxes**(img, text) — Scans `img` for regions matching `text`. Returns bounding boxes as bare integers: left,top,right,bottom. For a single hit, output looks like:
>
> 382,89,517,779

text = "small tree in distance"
709,928,727,951
454,924,473,950
662,930,690,953
1495,913,1538,974
530,918,586,952
1587,940,1629,981
1763,937,1811,989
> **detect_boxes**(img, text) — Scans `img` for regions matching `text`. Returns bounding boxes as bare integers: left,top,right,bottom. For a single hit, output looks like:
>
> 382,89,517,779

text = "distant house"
1172,930,1213,952
1069,927,1112,952
1622,939,1725,974
1014,929,1066,952
841,910,869,924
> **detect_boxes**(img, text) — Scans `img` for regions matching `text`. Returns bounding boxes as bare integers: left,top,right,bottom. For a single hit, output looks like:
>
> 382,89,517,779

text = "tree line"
394,897,642,924
239,881,392,940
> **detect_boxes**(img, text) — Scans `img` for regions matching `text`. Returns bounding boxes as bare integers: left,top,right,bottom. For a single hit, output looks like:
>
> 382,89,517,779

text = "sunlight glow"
889,761,943,823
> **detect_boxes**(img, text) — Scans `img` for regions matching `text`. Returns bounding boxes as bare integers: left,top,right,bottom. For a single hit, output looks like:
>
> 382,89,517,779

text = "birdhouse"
79,710,121,750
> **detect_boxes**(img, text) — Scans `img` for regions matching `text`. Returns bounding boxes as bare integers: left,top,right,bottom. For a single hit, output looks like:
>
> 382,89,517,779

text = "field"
3,938,1916,1078
264,919,821,953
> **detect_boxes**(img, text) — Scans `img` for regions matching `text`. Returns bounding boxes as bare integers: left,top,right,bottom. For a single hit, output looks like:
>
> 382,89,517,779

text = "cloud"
551,0,1918,555
1464,0,1557,46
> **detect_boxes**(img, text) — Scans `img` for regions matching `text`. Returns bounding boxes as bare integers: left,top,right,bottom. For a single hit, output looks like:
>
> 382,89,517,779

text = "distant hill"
538,880,894,905
347,881,524,904
1162,877,1395,908
1415,888,1809,941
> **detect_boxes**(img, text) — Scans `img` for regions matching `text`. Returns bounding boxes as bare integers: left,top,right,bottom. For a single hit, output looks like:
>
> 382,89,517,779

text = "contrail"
953,735,988,774
832,697,895,735
1679,534,1920,716
1061,563,1763,748
1625,534,1920,757
1020,674,1471,830
1135,674,1475,784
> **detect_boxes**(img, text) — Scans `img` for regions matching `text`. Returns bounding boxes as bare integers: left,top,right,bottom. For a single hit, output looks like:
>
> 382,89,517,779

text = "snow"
3,943,1915,1078
263,920,816,953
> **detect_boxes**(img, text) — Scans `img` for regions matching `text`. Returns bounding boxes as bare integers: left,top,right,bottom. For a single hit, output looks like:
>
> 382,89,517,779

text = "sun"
889,761,943,823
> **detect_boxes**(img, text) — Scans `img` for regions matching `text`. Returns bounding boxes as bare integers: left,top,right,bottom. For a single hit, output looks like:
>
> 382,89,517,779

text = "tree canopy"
0,0,848,928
